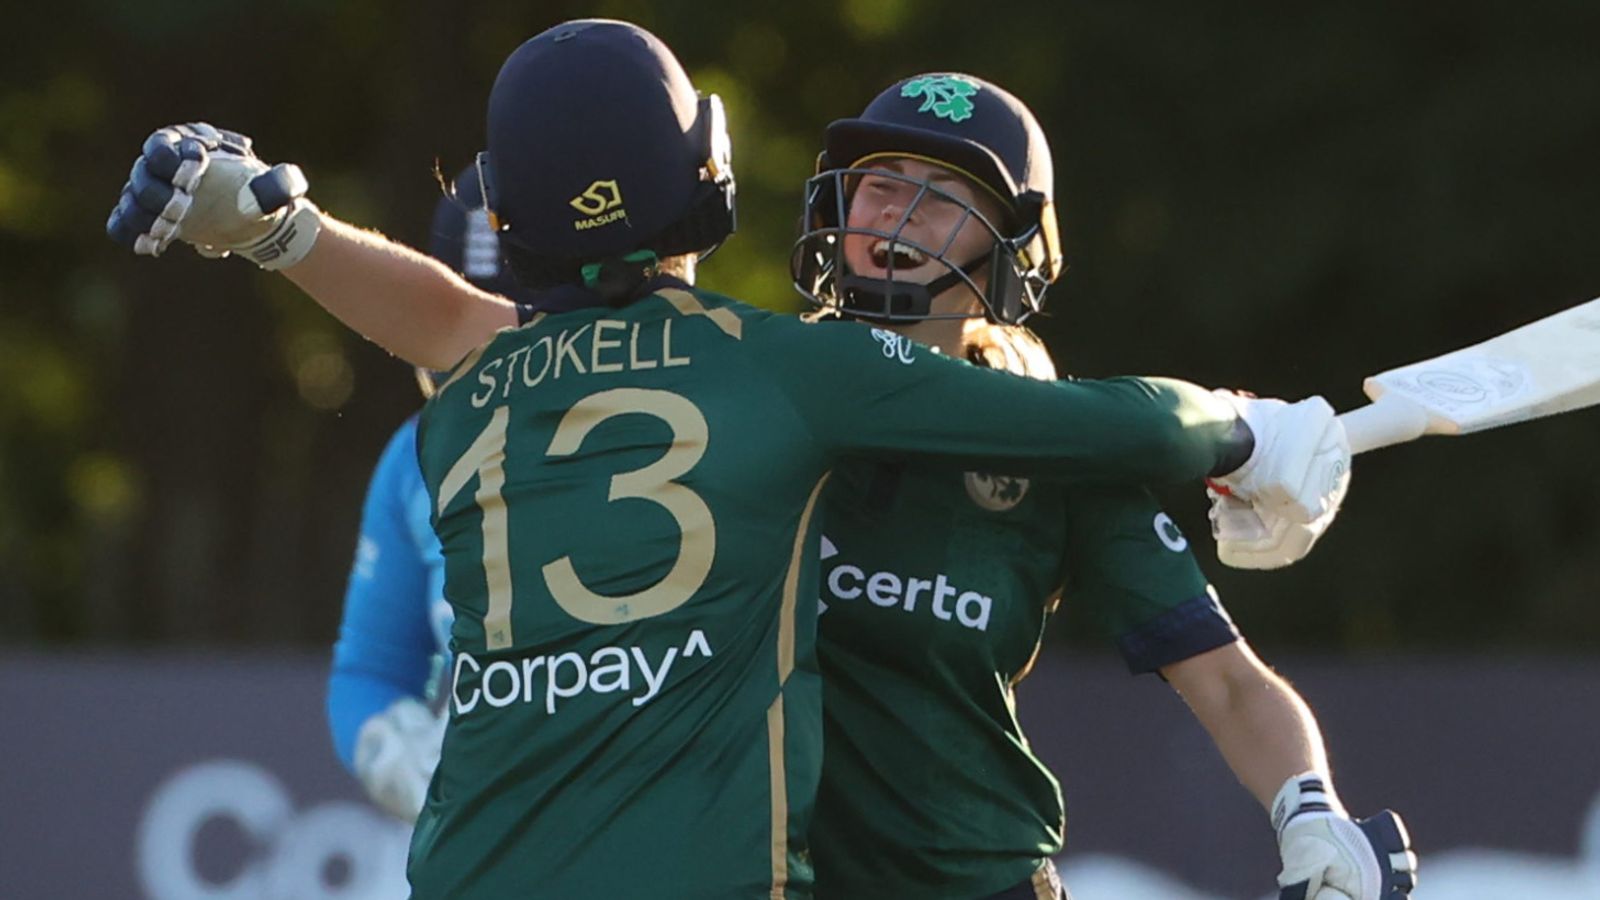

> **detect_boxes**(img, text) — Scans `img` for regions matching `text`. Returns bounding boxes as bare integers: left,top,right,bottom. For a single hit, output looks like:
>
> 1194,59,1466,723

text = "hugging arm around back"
755,314,1249,486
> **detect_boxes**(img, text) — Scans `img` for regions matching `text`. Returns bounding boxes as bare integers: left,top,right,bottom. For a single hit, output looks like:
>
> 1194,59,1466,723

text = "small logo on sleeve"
1154,512,1189,552
870,328,916,364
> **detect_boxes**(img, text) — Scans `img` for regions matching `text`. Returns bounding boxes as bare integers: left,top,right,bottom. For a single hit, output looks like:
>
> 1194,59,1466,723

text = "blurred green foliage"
2,0,1598,648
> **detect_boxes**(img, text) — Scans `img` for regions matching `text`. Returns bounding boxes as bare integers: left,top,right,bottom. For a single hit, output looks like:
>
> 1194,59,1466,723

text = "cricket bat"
1338,296,1600,454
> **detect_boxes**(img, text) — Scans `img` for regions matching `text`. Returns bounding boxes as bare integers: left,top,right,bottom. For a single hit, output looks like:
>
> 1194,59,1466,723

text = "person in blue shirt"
326,164,525,821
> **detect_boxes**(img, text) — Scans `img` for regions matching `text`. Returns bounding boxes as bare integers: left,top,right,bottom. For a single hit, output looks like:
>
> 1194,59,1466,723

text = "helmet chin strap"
837,258,985,322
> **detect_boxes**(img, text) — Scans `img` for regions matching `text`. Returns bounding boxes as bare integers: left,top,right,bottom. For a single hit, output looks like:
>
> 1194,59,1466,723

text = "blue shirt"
326,414,453,771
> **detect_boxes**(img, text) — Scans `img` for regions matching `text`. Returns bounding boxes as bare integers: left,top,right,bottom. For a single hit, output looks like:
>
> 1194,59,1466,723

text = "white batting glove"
1211,393,1350,525
1208,488,1334,569
106,123,321,270
1274,772,1418,900
353,696,446,823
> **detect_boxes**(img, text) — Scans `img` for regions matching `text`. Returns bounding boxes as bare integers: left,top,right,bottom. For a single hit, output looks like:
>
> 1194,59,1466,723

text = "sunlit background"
4,1,1600,897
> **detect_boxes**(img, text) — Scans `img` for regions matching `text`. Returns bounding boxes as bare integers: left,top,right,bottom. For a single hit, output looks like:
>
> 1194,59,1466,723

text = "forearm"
993,376,1252,484
1098,376,1255,480
1207,673,1327,811
285,216,519,369
1166,643,1329,811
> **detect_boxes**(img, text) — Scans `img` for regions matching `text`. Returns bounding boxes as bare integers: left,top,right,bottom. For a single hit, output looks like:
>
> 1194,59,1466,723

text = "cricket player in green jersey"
791,74,1417,900
107,20,1357,900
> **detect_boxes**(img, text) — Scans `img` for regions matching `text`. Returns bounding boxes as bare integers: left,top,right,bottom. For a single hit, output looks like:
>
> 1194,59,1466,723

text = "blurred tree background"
3,0,1598,650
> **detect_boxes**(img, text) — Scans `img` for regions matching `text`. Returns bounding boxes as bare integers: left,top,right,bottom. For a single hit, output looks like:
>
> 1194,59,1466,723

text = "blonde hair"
962,321,1058,381
414,366,437,399
656,253,695,282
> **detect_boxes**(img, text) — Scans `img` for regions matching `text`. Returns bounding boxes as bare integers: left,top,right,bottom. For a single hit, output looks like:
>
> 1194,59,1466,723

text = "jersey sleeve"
1060,486,1239,674
751,316,1248,486
326,416,442,771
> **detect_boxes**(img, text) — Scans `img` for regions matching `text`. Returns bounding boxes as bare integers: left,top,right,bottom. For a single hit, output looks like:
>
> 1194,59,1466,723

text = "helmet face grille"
804,72,1063,322
790,167,1050,325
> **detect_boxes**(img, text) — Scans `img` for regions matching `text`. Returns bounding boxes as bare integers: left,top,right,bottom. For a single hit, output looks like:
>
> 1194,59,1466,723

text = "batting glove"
1208,488,1334,570
1210,393,1350,527
1274,772,1418,900
106,123,321,270
353,696,446,823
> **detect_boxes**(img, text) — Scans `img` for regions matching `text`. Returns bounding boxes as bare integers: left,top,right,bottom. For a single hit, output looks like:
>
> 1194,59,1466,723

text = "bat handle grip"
1338,392,1431,455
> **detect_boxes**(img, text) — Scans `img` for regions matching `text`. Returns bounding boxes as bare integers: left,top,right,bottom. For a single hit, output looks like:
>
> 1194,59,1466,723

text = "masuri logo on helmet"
569,180,627,229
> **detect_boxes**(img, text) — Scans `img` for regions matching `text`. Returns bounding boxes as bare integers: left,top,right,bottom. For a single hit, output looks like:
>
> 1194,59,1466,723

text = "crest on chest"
963,471,1029,512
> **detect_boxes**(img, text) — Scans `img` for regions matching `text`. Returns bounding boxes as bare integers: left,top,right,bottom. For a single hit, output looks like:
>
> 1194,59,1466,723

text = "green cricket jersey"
408,285,1243,899
810,462,1240,899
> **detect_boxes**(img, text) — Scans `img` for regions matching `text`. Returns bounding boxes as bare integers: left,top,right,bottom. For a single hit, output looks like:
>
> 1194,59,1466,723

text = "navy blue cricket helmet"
792,73,1062,325
480,19,735,292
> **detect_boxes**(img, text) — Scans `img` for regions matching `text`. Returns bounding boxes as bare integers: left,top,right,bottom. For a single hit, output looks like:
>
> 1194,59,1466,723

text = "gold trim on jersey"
767,694,788,899
433,343,489,400
1032,858,1064,900
657,288,744,340
779,473,832,682
768,472,831,897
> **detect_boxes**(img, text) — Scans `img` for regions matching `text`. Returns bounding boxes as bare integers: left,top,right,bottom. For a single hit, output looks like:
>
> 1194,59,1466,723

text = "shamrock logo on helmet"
900,75,979,123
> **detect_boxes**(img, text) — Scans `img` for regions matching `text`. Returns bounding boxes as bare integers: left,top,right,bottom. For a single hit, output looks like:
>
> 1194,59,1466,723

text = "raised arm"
106,123,516,369
285,217,518,369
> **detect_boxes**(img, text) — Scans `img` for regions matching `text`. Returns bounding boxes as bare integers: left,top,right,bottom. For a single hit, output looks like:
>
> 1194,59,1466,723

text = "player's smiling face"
842,157,1003,296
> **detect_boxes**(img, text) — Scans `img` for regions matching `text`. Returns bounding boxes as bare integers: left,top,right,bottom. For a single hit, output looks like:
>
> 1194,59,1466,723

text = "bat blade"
1339,296,1600,454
